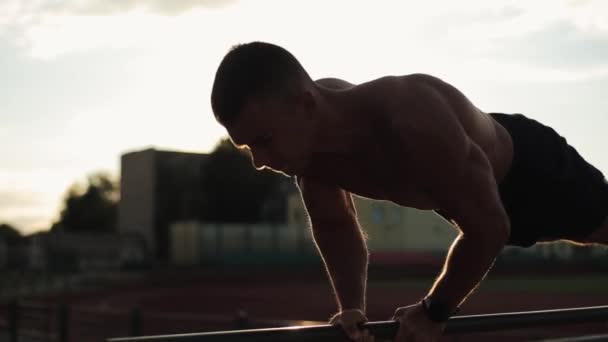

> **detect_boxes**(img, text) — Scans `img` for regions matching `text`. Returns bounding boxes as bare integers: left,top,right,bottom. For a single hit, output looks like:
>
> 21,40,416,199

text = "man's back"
400,74,514,184
304,73,513,212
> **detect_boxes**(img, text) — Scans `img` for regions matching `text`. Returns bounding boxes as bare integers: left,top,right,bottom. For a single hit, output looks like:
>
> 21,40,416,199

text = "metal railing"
107,305,608,342
0,300,324,341
541,335,608,342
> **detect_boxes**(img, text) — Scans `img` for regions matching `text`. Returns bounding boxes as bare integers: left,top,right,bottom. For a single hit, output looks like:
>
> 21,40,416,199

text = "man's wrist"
421,296,459,323
329,308,367,325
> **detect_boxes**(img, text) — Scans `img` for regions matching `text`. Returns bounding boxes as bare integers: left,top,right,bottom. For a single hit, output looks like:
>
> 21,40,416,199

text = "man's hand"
392,303,445,342
330,309,375,341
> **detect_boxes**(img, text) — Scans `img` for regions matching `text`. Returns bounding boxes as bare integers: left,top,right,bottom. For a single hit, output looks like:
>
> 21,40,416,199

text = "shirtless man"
210,41,608,342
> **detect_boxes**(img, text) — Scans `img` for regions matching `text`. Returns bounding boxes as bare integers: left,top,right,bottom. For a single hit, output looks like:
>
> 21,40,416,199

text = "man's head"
211,42,319,175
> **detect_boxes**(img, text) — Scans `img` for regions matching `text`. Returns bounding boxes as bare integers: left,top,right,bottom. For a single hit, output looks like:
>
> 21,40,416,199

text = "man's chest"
304,139,439,210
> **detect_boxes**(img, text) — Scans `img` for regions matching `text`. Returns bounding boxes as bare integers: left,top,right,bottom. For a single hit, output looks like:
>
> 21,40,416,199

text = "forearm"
427,232,506,311
313,222,369,312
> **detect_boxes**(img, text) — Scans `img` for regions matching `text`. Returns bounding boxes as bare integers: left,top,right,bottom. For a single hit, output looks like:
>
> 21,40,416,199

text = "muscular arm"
395,76,510,313
426,142,510,311
296,177,369,313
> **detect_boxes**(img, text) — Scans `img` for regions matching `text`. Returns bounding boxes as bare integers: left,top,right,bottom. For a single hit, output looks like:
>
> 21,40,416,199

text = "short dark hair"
211,41,307,126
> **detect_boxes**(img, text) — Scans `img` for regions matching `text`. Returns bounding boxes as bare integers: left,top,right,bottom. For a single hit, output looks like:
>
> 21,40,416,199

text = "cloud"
419,0,608,81
565,0,608,34
0,190,53,231
0,187,61,233
437,0,608,42
4,0,608,63
0,190,43,208
487,21,608,70
0,0,239,57
1,0,237,18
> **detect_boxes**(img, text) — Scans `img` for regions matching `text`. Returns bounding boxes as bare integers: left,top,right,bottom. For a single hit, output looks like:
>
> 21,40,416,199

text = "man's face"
226,96,317,176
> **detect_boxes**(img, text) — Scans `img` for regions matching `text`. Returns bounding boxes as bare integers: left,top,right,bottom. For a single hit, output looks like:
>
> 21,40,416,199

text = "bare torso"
301,74,514,212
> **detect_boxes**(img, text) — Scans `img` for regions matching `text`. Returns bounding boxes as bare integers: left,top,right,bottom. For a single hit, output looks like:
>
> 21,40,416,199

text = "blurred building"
119,148,295,261
170,221,317,266
170,193,458,267
119,148,210,261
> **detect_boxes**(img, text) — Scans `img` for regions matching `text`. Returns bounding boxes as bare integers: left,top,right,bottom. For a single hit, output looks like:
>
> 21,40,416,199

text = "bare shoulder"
377,74,496,145
385,73,479,110
375,74,469,133
357,74,451,109
397,73,458,90
315,77,355,90
372,75,475,176
295,176,356,224
394,74,509,175
366,73,441,89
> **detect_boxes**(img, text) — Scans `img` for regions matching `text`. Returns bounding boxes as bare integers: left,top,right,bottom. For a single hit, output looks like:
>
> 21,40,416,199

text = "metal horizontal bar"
107,305,608,342
539,335,608,342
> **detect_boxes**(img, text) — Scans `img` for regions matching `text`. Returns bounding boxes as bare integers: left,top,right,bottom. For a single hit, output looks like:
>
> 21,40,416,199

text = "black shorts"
490,113,608,247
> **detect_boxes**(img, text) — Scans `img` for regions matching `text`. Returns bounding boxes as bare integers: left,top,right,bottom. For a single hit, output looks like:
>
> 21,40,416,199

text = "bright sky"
2,0,608,235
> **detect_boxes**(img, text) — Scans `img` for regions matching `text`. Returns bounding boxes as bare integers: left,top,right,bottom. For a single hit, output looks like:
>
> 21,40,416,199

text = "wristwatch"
421,297,459,322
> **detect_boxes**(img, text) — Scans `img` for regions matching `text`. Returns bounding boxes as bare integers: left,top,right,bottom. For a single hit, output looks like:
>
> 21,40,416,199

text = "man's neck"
312,85,368,157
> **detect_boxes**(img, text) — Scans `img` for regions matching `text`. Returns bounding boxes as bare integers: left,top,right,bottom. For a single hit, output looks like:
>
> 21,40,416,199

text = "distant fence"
107,306,608,342
2,301,608,341
0,300,323,342
0,300,134,342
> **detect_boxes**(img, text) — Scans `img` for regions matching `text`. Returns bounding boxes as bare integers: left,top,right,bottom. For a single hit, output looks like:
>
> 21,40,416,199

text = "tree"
200,138,287,223
0,223,23,243
53,172,119,233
